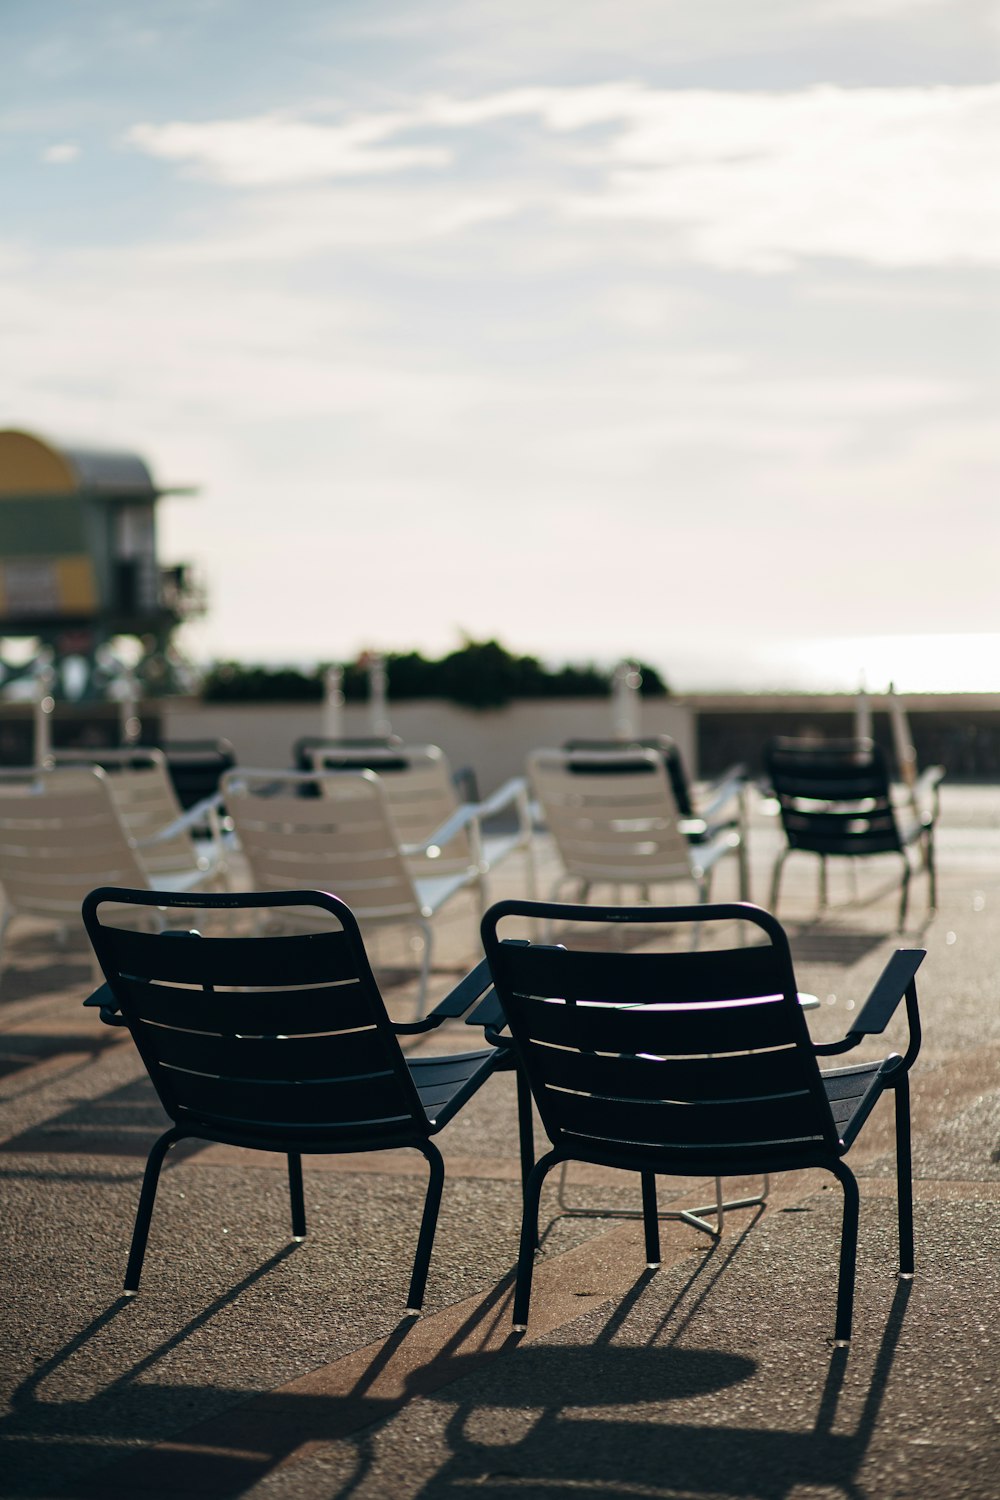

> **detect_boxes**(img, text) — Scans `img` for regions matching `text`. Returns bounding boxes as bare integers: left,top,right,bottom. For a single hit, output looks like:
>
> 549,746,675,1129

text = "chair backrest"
51,748,195,876
293,735,403,773
0,768,148,919
159,739,236,809
764,737,901,857
528,748,693,883
564,736,694,816
308,744,472,873
82,888,430,1149
221,768,424,924
481,900,839,1174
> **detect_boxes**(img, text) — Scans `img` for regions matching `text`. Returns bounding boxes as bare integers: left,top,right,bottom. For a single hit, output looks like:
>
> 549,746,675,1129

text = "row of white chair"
0,739,745,1005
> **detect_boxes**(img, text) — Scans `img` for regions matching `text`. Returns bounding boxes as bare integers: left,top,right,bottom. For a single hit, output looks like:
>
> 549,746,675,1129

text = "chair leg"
288,1153,306,1240
819,856,828,910
641,1172,660,1267
405,1142,445,1315
894,1074,915,1277
513,1151,560,1330
124,1126,183,1295
925,829,937,911
737,833,750,903
831,1161,860,1345
770,851,787,912
898,858,911,931
415,921,434,1019
515,1066,536,1203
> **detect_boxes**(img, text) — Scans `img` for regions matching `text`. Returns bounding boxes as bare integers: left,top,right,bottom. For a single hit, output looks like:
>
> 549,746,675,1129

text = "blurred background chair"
528,747,744,907
157,738,236,810
0,767,217,984
50,747,227,884
763,737,944,928
306,741,535,898
564,735,749,898
221,767,491,1013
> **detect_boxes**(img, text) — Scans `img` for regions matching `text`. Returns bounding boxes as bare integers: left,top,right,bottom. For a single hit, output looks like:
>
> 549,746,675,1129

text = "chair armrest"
814,948,924,1066
82,982,127,1027
134,792,225,847
913,765,945,822
696,765,748,822
400,777,532,858
393,957,497,1034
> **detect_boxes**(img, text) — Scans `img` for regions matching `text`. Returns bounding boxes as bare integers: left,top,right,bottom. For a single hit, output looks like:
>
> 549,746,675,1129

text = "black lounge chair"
481,898,923,1345
83,887,517,1313
764,737,944,929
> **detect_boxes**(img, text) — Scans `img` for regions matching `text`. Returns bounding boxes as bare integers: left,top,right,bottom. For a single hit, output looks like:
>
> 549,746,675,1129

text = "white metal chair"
528,748,743,906
221,767,493,1013
0,767,216,985
308,741,536,897
50,748,227,884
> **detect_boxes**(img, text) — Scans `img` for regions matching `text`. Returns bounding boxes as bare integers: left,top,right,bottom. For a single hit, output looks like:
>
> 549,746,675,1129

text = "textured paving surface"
1,783,999,1499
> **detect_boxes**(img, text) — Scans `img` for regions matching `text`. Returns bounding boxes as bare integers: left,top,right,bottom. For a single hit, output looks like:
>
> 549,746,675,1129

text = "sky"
1,0,998,690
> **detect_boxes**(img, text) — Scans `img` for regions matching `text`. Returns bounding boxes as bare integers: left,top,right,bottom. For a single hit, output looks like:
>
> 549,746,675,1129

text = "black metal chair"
764,737,944,929
157,739,236,810
83,887,517,1313
481,898,923,1345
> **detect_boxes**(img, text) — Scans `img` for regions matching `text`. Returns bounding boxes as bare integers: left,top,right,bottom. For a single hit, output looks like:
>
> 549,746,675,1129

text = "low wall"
161,698,696,794
9,691,1000,785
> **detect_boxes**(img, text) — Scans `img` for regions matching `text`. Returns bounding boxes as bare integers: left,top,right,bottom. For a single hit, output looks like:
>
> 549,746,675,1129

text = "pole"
322,665,344,740
34,650,55,767
612,660,642,740
369,653,391,737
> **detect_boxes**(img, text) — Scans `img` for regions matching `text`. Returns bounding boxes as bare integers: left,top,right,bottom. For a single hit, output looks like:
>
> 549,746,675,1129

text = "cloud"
123,82,1000,271
41,141,80,164
125,112,450,184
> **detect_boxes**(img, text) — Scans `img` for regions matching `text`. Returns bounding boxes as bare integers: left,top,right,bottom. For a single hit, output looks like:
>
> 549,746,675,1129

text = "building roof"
0,429,167,498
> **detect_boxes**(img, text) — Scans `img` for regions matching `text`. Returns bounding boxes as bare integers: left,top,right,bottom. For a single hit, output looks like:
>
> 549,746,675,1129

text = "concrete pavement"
1,785,999,1499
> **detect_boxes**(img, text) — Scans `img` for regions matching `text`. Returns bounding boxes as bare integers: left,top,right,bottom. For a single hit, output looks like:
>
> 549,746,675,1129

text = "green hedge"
201,639,668,710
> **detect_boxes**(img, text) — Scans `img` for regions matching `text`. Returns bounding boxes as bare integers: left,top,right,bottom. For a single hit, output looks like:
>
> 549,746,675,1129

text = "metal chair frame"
83,886,526,1313
765,737,943,929
481,897,923,1345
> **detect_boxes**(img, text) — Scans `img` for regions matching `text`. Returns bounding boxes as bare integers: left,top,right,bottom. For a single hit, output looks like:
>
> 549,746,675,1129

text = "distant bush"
201,640,668,709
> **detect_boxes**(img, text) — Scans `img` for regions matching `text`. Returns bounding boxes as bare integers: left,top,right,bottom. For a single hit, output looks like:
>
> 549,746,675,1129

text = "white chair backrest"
528,748,693,883
0,767,147,919
309,744,471,873
51,749,192,876
222,769,423,924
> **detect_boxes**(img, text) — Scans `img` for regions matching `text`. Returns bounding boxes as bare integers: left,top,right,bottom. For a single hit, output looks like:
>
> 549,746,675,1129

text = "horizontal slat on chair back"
0,775,147,914
314,748,473,876
490,937,835,1162
766,741,901,857
529,752,691,881
225,775,419,922
95,924,425,1143
781,808,901,856
100,760,194,876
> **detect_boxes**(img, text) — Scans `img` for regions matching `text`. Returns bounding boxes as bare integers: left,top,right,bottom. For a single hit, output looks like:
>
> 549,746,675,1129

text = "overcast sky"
2,1,997,687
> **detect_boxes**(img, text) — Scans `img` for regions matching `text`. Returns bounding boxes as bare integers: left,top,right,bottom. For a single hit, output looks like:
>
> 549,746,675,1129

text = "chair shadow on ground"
1,1205,911,1500
391,1279,912,1500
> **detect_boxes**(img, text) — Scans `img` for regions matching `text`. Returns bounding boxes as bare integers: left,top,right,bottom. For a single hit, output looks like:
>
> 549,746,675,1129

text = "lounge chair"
529,748,743,906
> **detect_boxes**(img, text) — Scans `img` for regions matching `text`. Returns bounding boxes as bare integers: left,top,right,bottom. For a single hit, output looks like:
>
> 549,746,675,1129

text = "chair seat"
408,1048,502,1128
821,1058,898,1148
